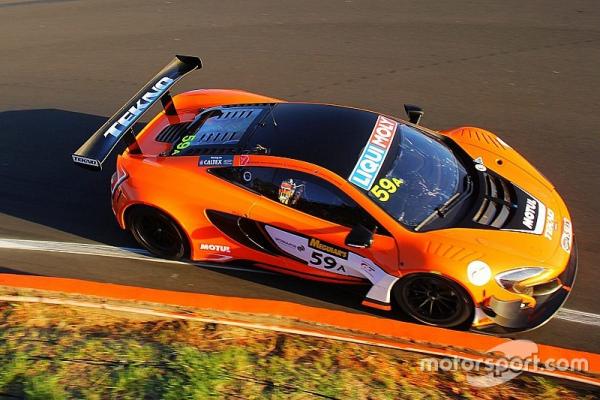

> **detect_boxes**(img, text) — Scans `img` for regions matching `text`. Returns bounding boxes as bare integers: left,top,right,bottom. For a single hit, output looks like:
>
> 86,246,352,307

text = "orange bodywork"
109,89,576,332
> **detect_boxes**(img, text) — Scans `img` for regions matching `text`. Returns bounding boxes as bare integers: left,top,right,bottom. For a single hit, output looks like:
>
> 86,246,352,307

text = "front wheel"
128,207,188,260
393,274,474,329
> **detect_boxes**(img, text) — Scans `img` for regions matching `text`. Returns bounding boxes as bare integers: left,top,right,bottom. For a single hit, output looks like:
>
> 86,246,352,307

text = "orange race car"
73,55,576,332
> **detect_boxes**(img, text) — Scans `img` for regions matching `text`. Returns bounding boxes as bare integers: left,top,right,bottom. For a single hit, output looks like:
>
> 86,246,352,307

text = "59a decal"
370,177,404,202
309,251,348,274
171,134,196,155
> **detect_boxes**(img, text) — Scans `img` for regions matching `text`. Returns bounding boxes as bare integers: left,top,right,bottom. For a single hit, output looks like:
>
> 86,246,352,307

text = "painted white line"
557,308,600,327
0,237,599,327
0,237,273,275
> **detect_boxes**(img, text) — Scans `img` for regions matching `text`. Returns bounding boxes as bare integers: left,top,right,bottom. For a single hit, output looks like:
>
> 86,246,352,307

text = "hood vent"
473,173,516,228
456,128,507,150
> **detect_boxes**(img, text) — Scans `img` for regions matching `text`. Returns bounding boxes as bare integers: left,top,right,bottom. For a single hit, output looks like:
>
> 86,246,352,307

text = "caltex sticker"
198,155,234,167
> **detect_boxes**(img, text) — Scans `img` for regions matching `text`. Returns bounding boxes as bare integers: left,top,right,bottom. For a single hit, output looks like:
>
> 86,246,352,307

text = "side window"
211,167,389,235
210,167,278,196
273,169,384,232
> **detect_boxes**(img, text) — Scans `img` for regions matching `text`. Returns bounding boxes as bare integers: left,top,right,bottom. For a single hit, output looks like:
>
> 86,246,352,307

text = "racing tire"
128,207,189,260
393,274,474,329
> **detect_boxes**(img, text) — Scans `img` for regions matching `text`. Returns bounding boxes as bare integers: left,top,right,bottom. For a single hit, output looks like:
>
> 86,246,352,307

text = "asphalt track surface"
0,0,599,352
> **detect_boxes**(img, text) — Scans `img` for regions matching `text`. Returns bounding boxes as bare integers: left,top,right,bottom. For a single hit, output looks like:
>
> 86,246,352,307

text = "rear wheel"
393,274,473,329
128,207,188,260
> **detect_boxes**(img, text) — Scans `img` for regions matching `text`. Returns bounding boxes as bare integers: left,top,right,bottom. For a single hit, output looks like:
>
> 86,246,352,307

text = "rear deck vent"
194,108,261,146
155,122,192,143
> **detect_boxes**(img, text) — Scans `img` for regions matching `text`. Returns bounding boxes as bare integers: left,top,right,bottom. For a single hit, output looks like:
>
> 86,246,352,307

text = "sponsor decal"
467,260,492,286
348,115,398,190
308,238,348,260
309,250,348,273
522,198,537,230
274,237,300,252
561,218,572,253
503,189,546,235
544,208,555,240
198,155,234,167
264,225,398,304
264,225,361,278
199,243,231,253
278,179,304,205
72,155,100,167
474,157,487,172
359,261,377,279
104,76,174,138
237,154,250,166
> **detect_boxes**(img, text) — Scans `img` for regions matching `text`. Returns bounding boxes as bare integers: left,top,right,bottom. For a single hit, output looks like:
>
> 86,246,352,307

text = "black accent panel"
193,108,255,146
473,172,517,229
206,210,262,252
245,103,380,178
205,209,280,255
238,218,281,254
160,91,177,116
155,122,192,143
170,107,268,156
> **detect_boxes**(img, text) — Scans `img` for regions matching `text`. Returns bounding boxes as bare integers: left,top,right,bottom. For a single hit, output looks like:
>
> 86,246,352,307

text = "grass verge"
0,295,597,399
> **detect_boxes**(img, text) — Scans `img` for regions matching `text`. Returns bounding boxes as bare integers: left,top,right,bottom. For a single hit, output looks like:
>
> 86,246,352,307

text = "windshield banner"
348,115,398,190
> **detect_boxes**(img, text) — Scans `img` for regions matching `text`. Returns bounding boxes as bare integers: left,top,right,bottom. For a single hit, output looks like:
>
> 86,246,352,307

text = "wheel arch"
391,271,476,328
123,202,193,259
394,270,479,303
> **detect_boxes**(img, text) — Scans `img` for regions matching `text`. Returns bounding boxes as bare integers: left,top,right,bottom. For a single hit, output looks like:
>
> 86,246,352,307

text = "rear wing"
72,55,202,170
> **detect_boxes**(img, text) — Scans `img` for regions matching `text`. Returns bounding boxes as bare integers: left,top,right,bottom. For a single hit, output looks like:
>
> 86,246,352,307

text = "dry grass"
0,301,597,399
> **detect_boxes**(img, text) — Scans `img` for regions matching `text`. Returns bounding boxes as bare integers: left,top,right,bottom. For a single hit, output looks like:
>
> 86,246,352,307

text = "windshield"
365,124,467,229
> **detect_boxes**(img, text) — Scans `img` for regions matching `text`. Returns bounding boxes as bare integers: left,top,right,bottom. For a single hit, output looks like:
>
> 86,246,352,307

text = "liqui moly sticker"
348,115,398,190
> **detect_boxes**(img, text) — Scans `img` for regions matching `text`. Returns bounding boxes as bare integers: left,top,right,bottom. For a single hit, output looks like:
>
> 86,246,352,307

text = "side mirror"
345,224,374,248
404,104,424,125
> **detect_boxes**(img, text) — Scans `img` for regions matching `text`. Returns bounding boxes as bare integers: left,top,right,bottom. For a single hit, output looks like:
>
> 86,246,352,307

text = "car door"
244,167,399,282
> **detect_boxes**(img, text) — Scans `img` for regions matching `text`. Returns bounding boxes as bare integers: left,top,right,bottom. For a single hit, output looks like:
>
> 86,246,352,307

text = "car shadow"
0,109,402,320
0,109,134,246
0,266,41,276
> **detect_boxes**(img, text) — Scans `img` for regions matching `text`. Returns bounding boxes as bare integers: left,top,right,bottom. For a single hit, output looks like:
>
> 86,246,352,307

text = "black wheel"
128,207,188,260
393,274,473,329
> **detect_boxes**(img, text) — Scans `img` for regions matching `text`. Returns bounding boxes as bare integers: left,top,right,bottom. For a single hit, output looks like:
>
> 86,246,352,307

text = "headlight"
495,267,546,296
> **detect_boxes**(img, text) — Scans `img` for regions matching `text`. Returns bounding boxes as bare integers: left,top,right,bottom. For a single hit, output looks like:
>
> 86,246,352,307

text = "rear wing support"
72,55,202,170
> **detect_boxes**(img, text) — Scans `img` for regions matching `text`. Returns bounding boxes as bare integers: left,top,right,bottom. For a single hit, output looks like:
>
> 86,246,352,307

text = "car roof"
242,103,381,178
166,102,387,178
